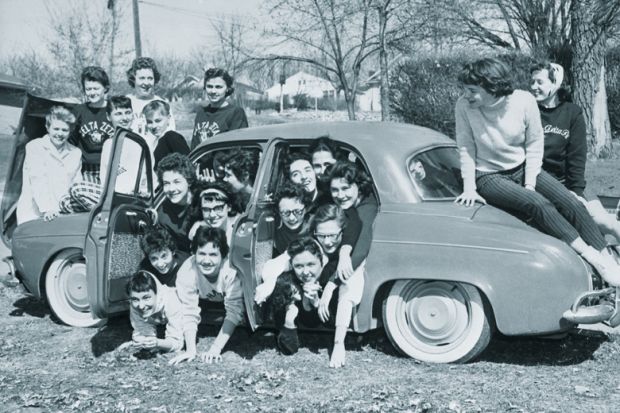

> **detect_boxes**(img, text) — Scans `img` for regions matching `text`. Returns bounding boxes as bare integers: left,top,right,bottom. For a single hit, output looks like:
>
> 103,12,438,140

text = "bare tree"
210,14,255,77
44,0,129,94
256,0,375,120
423,0,620,157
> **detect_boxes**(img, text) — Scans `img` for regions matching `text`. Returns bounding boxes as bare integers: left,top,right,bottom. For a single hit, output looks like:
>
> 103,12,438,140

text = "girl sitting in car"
187,180,242,244
154,153,196,255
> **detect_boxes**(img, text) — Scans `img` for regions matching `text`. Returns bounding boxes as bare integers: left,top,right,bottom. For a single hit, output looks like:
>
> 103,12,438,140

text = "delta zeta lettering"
79,121,115,144
543,124,570,140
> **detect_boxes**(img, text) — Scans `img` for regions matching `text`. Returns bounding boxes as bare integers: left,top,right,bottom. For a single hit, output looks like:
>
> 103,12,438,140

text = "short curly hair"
45,106,76,129
126,270,158,296
203,67,235,96
191,180,241,219
155,153,196,188
328,161,373,198
191,226,229,258
139,225,176,255
287,236,324,266
225,149,260,186
457,57,514,97
81,66,110,92
126,57,161,88
275,181,312,210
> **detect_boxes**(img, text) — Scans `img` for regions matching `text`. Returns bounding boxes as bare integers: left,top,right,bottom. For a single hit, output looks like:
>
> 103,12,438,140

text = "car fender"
11,214,89,297
354,209,591,335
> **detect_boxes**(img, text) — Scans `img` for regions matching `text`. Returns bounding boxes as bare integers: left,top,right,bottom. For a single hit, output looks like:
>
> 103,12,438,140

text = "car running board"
562,287,620,327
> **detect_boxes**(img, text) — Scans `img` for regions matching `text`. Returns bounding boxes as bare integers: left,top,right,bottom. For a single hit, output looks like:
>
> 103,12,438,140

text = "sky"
0,0,264,59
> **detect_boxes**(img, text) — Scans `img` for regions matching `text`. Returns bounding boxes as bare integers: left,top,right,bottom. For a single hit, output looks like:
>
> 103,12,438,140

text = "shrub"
390,52,534,138
293,93,309,110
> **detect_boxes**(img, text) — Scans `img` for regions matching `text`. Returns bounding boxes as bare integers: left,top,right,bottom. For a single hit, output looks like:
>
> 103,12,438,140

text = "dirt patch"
1,281,619,412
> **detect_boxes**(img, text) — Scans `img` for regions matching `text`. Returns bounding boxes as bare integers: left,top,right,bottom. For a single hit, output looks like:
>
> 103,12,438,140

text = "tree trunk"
570,0,613,158
344,89,357,120
378,5,391,121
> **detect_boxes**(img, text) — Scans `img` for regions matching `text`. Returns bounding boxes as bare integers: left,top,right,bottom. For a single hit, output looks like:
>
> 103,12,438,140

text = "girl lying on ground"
170,226,244,365
126,271,184,353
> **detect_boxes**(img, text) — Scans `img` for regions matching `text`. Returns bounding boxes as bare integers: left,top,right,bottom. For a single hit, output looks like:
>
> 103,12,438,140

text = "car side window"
193,145,263,211
112,137,153,199
408,147,463,200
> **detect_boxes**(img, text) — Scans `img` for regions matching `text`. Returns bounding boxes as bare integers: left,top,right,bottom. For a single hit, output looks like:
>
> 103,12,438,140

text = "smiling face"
530,69,556,104
194,242,223,281
83,80,106,105
129,289,157,318
145,109,170,138
147,248,174,275
314,219,343,254
162,171,190,205
134,68,155,99
330,177,360,210
311,150,336,178
47,119,72,150
201,198,229,229
290,159,316,193
108,107,133,129
291,250,322,284
460,84,498,108
278,197,305,230
205,76,229,106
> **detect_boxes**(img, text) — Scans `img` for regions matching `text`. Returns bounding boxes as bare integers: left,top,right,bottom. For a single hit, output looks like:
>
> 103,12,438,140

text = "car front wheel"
383,280,491,363
45,248,104,328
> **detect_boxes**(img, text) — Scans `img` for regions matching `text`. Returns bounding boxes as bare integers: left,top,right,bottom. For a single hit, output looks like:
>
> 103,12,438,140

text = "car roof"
198,121,457,205
198,120,455,164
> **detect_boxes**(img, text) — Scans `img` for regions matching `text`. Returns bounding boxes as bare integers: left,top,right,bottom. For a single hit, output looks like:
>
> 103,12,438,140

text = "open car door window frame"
85,129,154,318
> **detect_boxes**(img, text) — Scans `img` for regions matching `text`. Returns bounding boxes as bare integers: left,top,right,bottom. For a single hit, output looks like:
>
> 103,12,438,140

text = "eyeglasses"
279,208,305,218
202,204,227,215
314,231,342,242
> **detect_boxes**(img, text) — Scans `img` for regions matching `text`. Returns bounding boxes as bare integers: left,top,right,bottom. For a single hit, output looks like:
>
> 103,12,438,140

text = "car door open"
84,129,154,319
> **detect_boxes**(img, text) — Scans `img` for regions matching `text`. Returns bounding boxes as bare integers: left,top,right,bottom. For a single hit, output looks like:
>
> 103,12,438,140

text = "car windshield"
408,147,462,200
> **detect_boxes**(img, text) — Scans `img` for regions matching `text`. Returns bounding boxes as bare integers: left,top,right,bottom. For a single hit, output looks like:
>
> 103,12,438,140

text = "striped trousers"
476,164,607,251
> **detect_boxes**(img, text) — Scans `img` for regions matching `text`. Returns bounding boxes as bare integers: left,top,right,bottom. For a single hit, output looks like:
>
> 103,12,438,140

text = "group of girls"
15,52,620,366
16,57,247,225
455,57,620,287
135,133,377,368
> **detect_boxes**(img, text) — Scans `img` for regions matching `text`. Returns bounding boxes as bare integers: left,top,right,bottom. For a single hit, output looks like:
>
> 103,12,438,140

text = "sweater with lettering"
455,90,545,191
539,102,587,196
191,104,248,149
71,104,115,168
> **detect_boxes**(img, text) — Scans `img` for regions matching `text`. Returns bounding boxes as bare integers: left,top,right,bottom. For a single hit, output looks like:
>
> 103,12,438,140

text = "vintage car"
2,94,619,364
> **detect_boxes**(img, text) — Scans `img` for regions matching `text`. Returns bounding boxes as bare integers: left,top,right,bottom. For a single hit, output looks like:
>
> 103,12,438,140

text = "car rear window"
407,147,463,200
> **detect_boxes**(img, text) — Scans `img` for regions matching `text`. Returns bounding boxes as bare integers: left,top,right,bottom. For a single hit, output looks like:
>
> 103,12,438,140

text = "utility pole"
132,0,142,57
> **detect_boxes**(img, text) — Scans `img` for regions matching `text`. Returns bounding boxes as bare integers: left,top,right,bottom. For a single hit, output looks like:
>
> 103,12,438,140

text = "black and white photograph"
1,0,620,411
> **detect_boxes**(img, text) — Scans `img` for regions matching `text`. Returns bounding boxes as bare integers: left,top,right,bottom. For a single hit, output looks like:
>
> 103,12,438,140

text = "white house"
265,71,336,102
